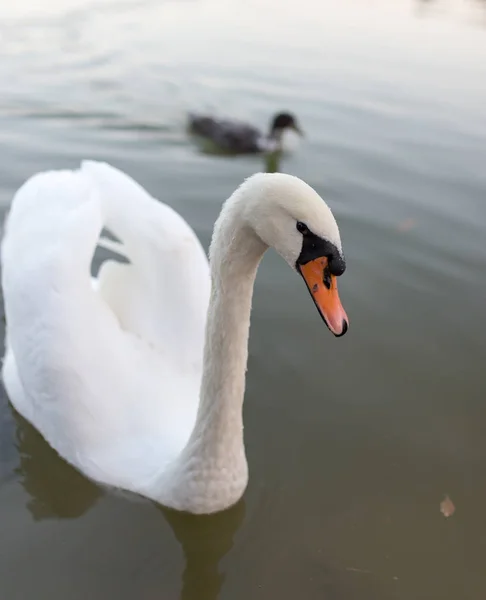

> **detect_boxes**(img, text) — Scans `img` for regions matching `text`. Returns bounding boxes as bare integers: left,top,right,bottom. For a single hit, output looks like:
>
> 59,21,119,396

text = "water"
0,0,486,597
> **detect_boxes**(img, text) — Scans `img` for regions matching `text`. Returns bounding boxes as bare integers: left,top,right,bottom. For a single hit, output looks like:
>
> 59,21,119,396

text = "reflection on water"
162,504,245,600
12,406,244,600
264,150,282,173
13,409,103,520
414,0,486,22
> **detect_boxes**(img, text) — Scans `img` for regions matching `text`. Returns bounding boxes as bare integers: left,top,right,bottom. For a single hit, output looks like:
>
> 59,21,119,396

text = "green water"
0,0,486,598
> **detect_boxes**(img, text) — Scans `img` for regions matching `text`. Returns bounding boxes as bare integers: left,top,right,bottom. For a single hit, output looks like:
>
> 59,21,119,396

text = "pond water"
0,0,485,598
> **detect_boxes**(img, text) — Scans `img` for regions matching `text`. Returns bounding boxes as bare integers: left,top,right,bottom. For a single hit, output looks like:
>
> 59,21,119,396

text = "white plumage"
1,162,346,513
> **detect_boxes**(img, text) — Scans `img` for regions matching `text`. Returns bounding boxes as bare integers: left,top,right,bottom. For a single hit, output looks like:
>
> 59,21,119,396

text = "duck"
1,162,348,514
188,111,304,155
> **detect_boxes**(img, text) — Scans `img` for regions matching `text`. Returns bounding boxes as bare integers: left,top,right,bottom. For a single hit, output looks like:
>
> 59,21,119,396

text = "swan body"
1,162,348,514
188,111,304,154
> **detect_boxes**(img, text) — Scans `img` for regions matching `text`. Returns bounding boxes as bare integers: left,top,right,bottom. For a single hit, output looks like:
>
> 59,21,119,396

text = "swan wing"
1,163,209,489
81,161,210,369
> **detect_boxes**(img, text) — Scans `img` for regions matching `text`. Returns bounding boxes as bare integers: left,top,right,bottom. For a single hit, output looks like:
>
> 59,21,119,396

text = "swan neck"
161,195,267,512
190,209,266,462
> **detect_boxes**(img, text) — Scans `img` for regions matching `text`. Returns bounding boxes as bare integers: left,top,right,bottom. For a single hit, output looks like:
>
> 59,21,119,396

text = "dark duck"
188,111,304,155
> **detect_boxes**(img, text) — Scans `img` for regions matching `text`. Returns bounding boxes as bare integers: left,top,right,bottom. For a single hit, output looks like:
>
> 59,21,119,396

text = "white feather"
1,162,345,513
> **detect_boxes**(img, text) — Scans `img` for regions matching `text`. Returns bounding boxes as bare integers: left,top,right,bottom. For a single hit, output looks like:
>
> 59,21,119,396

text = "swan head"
241,173,349,337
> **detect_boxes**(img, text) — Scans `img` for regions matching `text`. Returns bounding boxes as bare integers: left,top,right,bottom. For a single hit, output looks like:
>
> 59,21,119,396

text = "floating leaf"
440,495,455,517
396,218,416,232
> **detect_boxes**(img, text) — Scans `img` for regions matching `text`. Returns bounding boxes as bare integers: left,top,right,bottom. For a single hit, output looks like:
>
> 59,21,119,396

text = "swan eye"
296,221,309,235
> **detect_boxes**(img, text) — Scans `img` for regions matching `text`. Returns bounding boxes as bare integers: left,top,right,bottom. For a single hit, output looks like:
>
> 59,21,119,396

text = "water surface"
0,0,486,598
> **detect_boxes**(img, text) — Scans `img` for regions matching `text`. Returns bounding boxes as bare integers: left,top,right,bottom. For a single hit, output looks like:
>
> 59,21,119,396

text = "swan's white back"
1,162,210,497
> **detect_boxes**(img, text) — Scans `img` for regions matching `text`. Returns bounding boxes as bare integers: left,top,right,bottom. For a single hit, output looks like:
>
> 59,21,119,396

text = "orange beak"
298,257,349,337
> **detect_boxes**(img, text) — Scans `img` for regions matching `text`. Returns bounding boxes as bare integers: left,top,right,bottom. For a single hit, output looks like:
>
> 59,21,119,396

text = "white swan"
1,162,348,514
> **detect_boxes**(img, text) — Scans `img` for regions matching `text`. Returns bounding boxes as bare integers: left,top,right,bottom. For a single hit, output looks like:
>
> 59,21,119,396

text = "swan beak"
298,257,349,337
